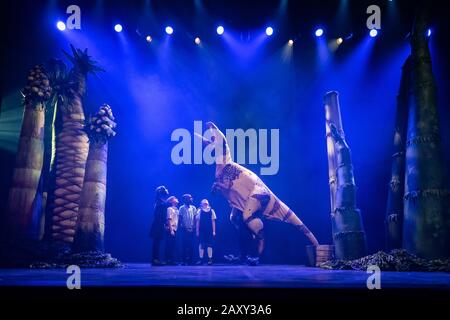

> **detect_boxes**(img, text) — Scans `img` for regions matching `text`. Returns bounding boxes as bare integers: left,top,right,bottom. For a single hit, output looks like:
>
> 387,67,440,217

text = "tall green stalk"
403,11,450,259
385,57,411,250
324,91,367,260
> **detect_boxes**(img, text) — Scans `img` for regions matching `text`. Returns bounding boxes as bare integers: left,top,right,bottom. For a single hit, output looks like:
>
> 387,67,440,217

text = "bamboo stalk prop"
385,57,412,250
6,65,52,240
72,104,116,253
51,46,104,244
324,92,367,260
324,91,343,213
403,12,450,259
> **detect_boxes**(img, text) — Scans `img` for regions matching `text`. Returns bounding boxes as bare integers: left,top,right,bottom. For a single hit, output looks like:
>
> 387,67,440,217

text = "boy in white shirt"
178,194,197,265
165,196,179,265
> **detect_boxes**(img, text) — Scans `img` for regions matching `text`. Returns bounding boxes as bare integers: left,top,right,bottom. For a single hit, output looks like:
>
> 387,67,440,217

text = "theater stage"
1,264,449,289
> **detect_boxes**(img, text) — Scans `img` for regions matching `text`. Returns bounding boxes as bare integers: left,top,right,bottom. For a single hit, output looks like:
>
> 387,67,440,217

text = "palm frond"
63,44,105,75
46,59,72,101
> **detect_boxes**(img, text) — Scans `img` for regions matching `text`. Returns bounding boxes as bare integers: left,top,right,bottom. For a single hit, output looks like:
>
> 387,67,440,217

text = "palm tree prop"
72,104,116,253
7,65,52,240
51,46,104,243
40,59,72,240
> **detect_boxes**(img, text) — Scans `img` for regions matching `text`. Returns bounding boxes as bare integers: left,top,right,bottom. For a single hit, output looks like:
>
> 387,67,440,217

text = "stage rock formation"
320,249,450,272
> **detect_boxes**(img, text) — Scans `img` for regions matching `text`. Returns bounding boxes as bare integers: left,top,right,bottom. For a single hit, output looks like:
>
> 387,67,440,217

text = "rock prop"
320,249,450,272
31,251,121,269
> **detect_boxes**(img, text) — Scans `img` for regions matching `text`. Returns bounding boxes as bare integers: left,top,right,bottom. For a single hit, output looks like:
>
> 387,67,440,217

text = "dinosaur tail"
276,201,320,246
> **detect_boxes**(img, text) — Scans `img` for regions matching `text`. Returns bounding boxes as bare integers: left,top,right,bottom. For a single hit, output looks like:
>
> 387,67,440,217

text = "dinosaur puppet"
198,122,319,254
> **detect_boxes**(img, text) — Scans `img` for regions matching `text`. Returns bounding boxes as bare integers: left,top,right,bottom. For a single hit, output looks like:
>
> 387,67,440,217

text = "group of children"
150,186,217,266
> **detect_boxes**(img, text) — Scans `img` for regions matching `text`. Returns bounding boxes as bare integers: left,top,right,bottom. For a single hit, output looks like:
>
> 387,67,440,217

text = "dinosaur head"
194,122,231,166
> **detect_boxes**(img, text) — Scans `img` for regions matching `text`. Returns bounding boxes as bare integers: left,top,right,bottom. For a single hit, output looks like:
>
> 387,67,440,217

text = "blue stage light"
56,21,66,31
266,27,274,36
165,26,174,35
114,24,123,33
216,25,224,35
369,29,378,37
427,28,432,37
315,28,324,37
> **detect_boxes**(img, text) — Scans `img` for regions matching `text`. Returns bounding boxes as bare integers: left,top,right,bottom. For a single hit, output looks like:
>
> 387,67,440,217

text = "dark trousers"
165,231,177,263
238,224,258,259
152,237,163,261
181,229,195,263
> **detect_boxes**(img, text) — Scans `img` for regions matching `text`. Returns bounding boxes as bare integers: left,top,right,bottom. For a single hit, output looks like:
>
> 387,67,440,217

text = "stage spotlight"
56,21,66,31
266,27,274,36
146,35,152,43
288,39,294,46
216,25,224,35
315,28,324,37
427,28,432,37
114,24,123,33
195,37,201,45
369,29,378,37
165,26,174,35
337,37,343,45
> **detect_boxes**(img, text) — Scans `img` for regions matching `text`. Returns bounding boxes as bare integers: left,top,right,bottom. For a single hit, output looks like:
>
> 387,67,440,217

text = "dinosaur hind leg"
245,217,265,255
242,197,265,255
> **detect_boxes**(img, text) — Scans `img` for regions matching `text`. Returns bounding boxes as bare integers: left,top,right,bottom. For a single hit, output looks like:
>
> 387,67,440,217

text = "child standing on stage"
196,199,217,265
178,194,197,265
165,196,179,265
150,186,169,266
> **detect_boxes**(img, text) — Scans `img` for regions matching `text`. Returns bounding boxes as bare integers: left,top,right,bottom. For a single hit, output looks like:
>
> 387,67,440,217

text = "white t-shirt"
167,206,179,231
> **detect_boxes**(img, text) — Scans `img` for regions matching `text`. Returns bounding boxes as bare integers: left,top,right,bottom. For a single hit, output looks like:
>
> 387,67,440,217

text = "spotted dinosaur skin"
205,122,319,248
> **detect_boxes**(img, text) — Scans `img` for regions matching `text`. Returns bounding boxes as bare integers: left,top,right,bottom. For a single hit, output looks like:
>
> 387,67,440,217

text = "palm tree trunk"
72,142,108,252
403,11,450,259
72,104,116,252
40,98,58,241
7,65,51,240
51,71,89,243
7,102,45,240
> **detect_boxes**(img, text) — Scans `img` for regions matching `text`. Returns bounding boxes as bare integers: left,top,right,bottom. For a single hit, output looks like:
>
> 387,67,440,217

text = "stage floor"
0,264,449,289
